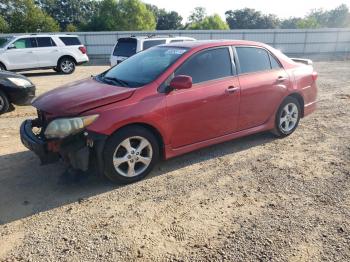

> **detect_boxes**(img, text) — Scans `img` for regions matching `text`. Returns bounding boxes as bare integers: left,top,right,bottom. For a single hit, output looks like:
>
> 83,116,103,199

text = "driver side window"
13,38,36,49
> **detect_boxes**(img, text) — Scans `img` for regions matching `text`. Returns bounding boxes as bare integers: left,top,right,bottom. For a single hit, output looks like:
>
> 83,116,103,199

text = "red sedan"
20,40,318,184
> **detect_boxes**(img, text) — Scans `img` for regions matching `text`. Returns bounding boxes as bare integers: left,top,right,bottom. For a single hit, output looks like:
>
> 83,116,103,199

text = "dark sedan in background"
0,71,35,114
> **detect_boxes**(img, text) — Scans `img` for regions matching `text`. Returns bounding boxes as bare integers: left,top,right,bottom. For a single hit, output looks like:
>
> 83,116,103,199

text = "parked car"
20,40,318,184
0,71,35,114
0,34,89,74
110,35,195,66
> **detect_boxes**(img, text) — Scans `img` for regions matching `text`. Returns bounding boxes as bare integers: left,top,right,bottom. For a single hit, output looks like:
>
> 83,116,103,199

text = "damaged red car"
20,40,318,184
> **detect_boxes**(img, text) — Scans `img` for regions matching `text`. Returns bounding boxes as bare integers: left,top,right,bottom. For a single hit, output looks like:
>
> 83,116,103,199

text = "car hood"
32,78,135,116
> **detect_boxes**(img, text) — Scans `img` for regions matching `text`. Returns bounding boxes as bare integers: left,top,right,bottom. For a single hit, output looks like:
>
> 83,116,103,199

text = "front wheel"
273,96,301,137
0,90,10,114
103,126,160,184
58,58,75,74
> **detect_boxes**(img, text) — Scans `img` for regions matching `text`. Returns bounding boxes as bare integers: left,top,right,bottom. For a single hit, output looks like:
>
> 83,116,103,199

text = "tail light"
79,46,87,54
312,71,318,82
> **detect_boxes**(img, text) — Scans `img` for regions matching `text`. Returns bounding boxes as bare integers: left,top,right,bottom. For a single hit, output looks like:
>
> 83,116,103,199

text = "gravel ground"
0,62,349,261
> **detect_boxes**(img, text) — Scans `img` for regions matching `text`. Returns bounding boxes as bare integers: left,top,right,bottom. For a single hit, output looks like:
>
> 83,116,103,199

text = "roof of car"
124,35,195,40
163,40,266,49
9,34,78,38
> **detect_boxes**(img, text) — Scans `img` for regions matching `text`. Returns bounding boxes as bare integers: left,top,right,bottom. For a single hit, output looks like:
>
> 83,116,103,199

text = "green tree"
225,8,280,29
86,0,156,31
280,17,302,29
308,4,350,28
1,0,59,33
0,16,9,33
65,23,77,32
296,17,320,29
35,0,97,31
188,14,229,30
188,7,207,24
156,10,183,30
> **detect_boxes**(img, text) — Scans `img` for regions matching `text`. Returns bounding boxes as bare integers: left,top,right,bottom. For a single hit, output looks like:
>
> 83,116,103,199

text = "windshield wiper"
103,76,130,87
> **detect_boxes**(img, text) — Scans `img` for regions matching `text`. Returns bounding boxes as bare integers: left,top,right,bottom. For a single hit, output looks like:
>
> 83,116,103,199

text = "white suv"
110,35,195,67
0,34,89,74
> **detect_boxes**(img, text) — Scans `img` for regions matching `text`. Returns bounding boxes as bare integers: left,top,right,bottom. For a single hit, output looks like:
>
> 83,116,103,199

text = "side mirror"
7,44,16,50
169,75,192,90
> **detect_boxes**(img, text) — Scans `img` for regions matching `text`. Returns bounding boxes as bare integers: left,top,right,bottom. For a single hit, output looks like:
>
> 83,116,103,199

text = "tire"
0,90,10,115
103,126,160,184
273,96,301,137
0,63,6,71
58,57,75,74
53,67,60,72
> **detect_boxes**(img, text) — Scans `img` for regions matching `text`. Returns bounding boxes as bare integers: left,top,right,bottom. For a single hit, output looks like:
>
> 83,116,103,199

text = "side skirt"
164,121,274,159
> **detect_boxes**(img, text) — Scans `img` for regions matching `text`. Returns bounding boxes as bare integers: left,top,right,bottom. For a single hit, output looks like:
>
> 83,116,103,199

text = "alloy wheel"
112,136,153,178
0,95,4,111
61,60,74,73
279,103,299,133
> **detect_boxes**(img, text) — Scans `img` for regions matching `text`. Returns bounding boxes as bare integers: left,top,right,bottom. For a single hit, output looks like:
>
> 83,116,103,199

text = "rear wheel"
273,96,301,137
0,90,10,114
58,57,75,74
0,63,6,71
103,126,160,184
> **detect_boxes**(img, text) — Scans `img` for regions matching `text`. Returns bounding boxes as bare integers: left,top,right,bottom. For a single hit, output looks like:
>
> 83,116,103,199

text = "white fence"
3,29,350,62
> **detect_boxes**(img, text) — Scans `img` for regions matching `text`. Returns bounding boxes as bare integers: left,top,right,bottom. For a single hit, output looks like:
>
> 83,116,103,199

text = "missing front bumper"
20,120,107,172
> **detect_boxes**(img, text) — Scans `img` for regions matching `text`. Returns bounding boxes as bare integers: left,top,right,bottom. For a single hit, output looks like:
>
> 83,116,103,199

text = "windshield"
99,46,189,88
113,38,137,57
0,37,13,48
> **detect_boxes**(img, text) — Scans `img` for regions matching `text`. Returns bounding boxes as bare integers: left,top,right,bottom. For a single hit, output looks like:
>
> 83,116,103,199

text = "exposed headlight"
44,115,99,139
7,77,32,87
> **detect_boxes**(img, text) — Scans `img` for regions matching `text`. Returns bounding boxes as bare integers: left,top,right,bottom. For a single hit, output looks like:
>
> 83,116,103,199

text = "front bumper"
20,120,59,164
20,119,108,172
9,85,36,106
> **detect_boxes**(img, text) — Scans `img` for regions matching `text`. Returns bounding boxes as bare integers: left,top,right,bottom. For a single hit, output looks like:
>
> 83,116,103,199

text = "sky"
143,0,350,22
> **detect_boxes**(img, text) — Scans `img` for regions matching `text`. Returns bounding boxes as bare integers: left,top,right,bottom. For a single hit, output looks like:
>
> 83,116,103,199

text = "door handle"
277,76,287,82
226,86,239,93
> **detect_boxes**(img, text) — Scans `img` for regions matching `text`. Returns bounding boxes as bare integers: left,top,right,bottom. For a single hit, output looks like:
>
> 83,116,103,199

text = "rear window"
59,37,81,46
142,40,166,50
113,38,137,57
36,37,56,47
236,47,275,74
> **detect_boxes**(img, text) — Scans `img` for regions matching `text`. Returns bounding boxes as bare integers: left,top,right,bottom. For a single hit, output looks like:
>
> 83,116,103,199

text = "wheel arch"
0,61,7,70
57,55,77,65
288,92,304,117
110,122,166,159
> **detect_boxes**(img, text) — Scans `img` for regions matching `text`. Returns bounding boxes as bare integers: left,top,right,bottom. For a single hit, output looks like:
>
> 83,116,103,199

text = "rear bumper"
304,101,317,117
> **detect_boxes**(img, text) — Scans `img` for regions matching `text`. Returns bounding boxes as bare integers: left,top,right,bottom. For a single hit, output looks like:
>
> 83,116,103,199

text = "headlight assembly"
44,114,99,139
7,77,32,87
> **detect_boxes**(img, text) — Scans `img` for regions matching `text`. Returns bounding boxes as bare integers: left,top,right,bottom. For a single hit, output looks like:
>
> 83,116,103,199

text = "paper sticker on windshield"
165,49,187,55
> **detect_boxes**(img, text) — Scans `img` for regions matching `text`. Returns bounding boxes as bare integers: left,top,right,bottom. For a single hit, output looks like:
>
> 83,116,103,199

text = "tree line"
0,0,349,33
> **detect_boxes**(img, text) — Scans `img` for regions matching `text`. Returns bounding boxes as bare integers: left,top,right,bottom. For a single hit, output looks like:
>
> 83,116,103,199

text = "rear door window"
59,37,81,46
269,54,282,69
36,37,56,47
236,47,272,74
175,47,233,84
113,38,137,57
142,40,166,50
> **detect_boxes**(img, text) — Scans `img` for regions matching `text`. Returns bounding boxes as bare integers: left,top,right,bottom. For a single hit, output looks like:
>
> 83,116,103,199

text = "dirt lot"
0,62,349,261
